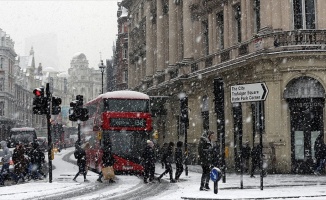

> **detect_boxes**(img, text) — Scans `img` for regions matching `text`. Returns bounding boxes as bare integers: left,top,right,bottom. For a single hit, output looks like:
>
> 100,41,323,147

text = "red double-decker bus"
83,90,152,174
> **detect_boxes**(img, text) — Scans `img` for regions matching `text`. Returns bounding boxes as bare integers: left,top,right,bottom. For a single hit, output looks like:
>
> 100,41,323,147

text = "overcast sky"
0,0,119,72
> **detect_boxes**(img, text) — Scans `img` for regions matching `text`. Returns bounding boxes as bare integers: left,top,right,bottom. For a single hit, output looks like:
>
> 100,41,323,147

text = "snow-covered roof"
121,6,128,17
100,90,149,100
57,71,69,78
86,90,149,105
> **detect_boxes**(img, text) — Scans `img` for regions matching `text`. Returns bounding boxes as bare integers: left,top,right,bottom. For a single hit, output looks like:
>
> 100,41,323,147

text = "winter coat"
242,145,251,160
198,133,213,166
0,141,10,164
12,145,28,175
251,145,261,164
142,145,155,165
30,146,45,165
175,146,183,165
102,149,115,167
163,145,174,164
74,146,86,166
314,136,325,160
160,144,168,162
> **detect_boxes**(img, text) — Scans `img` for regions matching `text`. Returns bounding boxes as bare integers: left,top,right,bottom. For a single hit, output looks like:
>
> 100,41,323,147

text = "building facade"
121,0,326,174
0,29,44,140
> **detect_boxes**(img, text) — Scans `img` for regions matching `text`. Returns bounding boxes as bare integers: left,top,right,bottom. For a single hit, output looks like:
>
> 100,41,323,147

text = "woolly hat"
147,140,154,147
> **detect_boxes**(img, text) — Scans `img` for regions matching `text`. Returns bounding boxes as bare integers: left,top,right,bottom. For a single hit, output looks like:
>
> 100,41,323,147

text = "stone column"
183,0,193,61
145,0,154,78
168,0,178,66
224,3,230,48
156,0,165,72
260,0,272,29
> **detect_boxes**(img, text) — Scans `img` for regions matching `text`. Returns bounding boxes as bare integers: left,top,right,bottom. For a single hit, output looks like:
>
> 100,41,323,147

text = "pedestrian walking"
30,142,46,180
175,141,184,182
158,142,176,183
12,143,27,183
97,140,115,183
142,140,156,183
250,144,261,178
242,141,251,174
198,131,214,191
314,134,325,175
0,141,18,185
73,142,88,182
160,143,168,169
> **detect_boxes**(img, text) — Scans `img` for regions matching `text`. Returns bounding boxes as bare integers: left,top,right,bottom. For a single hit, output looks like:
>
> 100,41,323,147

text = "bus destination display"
110,118,146,127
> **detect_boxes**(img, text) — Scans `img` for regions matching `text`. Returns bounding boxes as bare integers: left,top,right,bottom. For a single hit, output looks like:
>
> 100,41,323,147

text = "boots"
205,183,210,190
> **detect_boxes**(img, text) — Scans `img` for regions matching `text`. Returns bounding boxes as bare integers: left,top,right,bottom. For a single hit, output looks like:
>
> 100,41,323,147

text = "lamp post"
99,60,105,94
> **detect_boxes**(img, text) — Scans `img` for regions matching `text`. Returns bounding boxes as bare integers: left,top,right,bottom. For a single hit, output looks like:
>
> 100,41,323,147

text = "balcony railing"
186,30,326,78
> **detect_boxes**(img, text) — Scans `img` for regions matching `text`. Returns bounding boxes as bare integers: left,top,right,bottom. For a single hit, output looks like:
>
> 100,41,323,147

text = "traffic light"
69,95,89,121
69,100,79,121
180,96,189,128
52,97,62,115
33,87,47,115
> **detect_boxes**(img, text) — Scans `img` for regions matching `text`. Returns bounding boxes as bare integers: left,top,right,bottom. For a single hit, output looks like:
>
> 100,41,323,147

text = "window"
0,101,4,116
0,58,4,69
217,12,224,50
0,78,4,91
123,70,128,83
202,21,209,55
293,0,315,29
202,96,209,131
123,48,128,59
253,0,261,33
234,4,241,43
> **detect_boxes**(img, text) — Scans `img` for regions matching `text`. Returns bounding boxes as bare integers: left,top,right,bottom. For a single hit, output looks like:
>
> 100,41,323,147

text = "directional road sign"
231,83,268,103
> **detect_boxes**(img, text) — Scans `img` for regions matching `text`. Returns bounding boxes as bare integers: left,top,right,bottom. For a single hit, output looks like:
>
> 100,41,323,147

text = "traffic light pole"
46,83,53,183
77,120,81,144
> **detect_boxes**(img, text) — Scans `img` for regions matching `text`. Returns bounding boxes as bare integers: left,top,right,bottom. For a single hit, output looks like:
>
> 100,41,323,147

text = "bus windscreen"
103,99,149,112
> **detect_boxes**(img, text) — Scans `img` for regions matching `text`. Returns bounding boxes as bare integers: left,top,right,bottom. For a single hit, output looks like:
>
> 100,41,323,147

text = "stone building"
0,28,44,140
114,2,129,91
121,0,326,174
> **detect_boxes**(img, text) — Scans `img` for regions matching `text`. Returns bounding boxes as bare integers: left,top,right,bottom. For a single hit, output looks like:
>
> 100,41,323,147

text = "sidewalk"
153,163,326,200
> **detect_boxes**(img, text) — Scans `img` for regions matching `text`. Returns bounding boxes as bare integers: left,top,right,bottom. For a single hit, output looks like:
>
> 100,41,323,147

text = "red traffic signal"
33,87,44,97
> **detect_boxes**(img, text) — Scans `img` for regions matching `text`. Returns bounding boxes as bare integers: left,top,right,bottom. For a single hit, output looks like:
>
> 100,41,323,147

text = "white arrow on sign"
230,83,268,103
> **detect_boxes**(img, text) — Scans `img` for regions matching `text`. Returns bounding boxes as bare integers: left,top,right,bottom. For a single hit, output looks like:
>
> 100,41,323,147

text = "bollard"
210,167,222,194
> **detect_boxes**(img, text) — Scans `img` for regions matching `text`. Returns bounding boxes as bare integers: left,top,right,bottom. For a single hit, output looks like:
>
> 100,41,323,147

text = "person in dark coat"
160,143,168,169
97,140,116,183
198,131,214,191
30,142,46,180
175,141,184,182
242,141,251,174
314,134,325,175
12,143,27,183
250,144,261,178
142,140,156,183
73,142,88,182
158,142,175,183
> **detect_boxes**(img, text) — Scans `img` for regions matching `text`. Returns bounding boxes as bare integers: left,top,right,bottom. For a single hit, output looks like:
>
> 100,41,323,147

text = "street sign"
210,167,222,182
231,83,268,103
